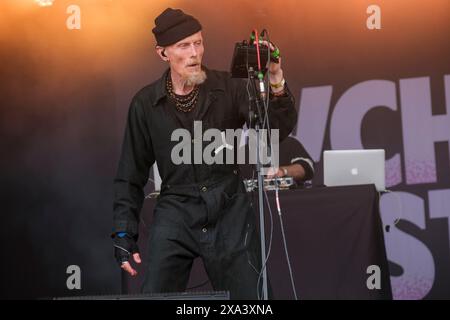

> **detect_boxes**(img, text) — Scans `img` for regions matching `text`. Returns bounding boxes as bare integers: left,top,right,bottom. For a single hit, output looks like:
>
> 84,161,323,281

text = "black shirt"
113,67,297,235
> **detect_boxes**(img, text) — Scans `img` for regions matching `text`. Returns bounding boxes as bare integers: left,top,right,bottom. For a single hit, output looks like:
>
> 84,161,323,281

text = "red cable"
254,29,261,71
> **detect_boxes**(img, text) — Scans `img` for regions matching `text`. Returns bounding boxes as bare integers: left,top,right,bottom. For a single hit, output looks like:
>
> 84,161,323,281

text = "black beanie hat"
152,8,202,47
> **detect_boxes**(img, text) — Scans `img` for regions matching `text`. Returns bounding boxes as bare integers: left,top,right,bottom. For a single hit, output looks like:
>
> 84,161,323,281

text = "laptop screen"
323,149,386,191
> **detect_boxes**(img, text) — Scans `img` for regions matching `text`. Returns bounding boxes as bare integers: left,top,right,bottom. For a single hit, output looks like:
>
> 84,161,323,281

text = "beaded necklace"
166,74,199,113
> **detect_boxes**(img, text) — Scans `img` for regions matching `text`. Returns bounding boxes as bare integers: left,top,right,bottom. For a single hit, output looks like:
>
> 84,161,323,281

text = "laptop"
323,149,386,192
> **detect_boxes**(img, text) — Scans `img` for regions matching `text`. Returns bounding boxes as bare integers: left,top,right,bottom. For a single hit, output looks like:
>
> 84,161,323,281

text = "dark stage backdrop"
0,0,449,299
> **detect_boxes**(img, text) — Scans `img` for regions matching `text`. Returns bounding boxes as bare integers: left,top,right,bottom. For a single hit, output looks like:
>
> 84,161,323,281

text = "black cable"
258,29,299,300
255,188,274,300
245,32,274,299
252,29,276,300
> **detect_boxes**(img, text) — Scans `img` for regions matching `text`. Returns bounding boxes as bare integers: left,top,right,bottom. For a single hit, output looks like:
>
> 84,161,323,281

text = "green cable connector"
271,47,280,59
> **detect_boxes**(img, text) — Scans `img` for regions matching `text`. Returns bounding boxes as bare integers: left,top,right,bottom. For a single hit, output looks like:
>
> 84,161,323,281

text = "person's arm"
290,157,314,181
281,164,305,181
268,158,314,182
112,95,155,275
236,42,297,142
266,67,297,142
268,163,304,181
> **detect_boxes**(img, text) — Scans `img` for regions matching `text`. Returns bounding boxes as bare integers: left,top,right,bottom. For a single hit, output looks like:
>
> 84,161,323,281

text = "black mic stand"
247,66,269,300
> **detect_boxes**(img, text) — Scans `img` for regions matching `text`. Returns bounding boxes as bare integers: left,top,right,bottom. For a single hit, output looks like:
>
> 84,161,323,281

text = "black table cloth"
123,184,392,300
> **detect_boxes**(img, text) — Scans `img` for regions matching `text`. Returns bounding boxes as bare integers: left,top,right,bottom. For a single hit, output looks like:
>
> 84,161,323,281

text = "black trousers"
141,174,266,299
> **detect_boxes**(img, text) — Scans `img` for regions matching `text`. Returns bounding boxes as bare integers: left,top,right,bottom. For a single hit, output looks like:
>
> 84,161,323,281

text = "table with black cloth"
123,184,392,300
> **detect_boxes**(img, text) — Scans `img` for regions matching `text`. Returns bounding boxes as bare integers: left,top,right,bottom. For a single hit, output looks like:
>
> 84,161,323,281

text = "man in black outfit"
112,8,296,299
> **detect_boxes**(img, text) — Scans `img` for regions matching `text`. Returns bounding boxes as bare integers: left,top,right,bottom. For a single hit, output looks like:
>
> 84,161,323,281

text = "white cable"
275,184,299,300
255,30,277,300
261,30,298,299
255,188,274,300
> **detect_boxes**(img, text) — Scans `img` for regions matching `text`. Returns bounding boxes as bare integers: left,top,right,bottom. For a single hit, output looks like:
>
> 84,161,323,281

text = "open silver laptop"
323,149,386,192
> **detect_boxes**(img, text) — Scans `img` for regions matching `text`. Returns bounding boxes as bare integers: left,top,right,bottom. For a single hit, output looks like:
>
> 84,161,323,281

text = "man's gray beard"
184,69,207,86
